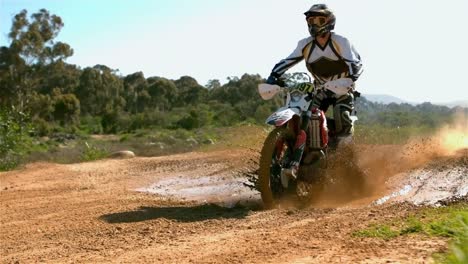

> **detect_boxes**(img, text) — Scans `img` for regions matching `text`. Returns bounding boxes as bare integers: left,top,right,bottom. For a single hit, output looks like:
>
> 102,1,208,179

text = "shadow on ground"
101,203,253,223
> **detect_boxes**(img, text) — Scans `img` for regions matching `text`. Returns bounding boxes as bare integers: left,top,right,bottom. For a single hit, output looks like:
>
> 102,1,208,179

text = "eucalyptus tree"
174,76,207,106
122,72,148,113
147,76,177,111
77,66,125,115
0,9,74,110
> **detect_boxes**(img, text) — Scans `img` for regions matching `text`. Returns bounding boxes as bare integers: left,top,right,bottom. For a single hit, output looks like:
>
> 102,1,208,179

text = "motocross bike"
257,72,358,208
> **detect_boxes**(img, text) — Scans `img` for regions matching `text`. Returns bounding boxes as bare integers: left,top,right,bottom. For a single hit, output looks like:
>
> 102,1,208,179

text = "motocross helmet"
304,4,336,37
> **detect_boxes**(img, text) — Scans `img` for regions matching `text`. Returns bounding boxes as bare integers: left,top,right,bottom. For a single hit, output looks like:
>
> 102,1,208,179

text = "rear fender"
266,107,301,127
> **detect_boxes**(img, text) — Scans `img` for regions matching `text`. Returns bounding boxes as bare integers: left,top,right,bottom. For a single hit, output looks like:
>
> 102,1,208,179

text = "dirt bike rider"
265,4,363,181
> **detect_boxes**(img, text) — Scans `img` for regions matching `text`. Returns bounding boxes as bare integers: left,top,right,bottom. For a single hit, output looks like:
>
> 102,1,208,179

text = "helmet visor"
306,16,328,27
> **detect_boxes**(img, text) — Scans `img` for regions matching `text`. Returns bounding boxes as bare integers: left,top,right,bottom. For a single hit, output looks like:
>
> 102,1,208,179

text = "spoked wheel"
258,127,296,209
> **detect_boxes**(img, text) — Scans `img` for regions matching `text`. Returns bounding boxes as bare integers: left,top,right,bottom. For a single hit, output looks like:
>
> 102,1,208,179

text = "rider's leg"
311,89,333,111
333,92,355,145
332,93,370,196
310,89,336,147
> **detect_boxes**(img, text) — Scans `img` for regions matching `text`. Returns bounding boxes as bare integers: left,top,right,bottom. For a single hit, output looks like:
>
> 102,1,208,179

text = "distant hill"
435,100,468,108
363,94,468,108
362,94,410,105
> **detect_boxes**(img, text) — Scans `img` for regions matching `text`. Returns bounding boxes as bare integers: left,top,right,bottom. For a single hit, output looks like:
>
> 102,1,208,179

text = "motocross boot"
281,130,306,188
281,163,299,188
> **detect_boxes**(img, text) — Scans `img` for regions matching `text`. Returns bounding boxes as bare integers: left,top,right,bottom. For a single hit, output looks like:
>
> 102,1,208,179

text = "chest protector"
302,41,349,80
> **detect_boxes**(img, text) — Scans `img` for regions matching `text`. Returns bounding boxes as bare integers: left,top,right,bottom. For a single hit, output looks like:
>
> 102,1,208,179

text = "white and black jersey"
271,33,362,85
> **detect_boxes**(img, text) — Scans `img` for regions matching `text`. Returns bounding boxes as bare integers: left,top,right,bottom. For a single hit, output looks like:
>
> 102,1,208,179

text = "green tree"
37,60,80,94
254,104,271,123
0,9,73,110
205,79,221,90
0,107,32,170
123,72,148,113
76,66,125,115
174,76,207,106
52,91,80,126
176,110,200,130
147,76,177,111
27,92,54,121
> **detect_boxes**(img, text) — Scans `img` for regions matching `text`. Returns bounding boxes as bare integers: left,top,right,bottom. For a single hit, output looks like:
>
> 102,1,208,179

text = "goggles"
306,16,328,27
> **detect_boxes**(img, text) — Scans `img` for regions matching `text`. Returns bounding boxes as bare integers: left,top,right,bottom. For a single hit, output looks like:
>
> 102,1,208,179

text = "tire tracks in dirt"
0,147,462,263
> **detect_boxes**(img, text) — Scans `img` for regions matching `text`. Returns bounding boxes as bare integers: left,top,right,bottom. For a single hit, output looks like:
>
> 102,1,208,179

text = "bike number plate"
294,83,315,93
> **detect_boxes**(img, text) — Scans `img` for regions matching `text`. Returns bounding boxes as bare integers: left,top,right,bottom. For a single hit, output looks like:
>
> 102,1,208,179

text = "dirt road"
1,145,466,263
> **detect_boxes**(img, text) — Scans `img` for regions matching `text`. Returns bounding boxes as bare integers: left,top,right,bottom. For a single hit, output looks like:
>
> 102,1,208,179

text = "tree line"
1,9,464,137
0,9,284,135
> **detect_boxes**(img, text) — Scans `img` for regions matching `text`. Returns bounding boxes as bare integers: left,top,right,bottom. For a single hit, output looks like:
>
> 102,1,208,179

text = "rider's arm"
331,34,363,82
269,37,312,78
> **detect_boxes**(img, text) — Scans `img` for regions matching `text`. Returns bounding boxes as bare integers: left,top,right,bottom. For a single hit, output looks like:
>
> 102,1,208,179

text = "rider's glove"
266,72,280,85
266,75,279,85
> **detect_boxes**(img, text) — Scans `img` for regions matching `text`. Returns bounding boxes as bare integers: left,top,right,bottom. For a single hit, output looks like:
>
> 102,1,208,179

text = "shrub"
177,114,199,130
32,117,52,137
80,142,108,162
101,111,119,134
80,115,103,134
0,108,33,170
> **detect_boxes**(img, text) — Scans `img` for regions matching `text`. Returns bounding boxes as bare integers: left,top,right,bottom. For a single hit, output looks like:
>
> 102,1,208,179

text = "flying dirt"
0,123,467,263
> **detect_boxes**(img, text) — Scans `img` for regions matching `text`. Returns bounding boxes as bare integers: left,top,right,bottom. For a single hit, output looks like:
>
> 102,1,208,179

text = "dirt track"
0,146,466,263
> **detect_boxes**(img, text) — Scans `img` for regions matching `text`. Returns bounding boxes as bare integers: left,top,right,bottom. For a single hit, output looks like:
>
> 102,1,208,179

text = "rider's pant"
312,90,355,138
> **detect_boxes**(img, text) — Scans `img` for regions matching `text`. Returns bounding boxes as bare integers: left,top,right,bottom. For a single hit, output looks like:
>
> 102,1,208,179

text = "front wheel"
258,127,295,209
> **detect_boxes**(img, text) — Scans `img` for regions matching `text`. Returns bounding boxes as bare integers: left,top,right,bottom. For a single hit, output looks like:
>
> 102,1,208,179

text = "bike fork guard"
309,108,328,149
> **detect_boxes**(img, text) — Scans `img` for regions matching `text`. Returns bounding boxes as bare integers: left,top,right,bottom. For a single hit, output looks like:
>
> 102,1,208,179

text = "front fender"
266,107,301,127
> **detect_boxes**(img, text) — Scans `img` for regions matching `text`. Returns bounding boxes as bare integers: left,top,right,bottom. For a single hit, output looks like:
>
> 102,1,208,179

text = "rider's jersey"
271,33,362,85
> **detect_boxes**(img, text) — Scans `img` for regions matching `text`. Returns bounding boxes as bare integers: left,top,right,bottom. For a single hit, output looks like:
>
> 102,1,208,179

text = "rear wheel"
258,127,295,209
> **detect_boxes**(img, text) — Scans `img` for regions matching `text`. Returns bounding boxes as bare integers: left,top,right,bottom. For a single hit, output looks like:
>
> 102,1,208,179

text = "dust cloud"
437,112,468,155
312,111,468,206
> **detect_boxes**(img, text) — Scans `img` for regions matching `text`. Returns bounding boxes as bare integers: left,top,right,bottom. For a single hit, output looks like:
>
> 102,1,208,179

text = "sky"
1,0,468,103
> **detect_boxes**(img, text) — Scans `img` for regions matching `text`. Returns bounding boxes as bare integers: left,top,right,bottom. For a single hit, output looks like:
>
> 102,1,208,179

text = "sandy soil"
1,145,466,263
